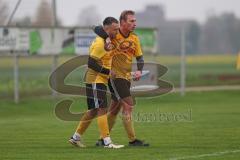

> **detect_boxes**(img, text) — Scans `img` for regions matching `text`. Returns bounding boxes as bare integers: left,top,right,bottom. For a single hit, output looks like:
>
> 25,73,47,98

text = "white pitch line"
173,85,240,92
169,149,240,160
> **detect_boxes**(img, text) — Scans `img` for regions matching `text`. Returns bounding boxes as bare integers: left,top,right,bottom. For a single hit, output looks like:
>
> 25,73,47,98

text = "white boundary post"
180,27,186,96
52,0,58,27
51,0,58,97
14,53,19,103
152,28,159,62
51,55,58,96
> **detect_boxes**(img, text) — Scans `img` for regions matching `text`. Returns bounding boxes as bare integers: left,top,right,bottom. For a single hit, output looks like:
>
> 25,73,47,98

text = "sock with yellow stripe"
99,114,117,140
122,113,136,142
75,112,95,136
97,114,110,138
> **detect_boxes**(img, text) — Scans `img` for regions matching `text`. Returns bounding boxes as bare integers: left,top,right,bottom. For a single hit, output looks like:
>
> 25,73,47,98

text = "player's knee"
88,108,98,117
97,107,107,116
108,101,121,115
122,98,134,113
122,104,134,114
122,97,134,106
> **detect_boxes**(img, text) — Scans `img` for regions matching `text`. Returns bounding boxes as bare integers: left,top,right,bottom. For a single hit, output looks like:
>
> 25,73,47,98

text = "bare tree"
77,5,102,26
34,0,53,27
0,0,9,25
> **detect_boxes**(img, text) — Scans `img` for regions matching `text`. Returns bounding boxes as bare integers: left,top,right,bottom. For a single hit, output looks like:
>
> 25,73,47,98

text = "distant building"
136,5,165,28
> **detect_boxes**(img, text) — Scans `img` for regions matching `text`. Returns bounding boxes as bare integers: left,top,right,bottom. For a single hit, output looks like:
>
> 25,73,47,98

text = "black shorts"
86,83,107,110
108,78,131,101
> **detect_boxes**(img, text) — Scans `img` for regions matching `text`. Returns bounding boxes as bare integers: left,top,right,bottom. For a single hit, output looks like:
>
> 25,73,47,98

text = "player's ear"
93,25,109,39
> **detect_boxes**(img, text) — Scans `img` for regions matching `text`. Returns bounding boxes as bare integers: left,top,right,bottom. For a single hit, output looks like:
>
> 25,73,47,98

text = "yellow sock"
75,112,94,135
122,113,136,142
97,114,110,138
99,114,117,139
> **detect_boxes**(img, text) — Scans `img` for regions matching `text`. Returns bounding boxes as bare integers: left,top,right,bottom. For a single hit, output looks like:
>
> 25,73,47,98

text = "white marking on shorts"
92,83,99,108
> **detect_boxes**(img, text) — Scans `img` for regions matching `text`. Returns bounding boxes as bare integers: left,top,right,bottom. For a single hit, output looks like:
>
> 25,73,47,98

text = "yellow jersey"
85,36,113,84
111,31,143,80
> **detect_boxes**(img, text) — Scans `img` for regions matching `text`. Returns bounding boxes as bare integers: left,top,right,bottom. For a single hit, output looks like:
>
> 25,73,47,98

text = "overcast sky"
5,0,240,25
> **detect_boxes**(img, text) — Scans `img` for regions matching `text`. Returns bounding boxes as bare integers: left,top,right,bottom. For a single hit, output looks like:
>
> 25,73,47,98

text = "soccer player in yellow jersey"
94,10,149,146
69,17,124,149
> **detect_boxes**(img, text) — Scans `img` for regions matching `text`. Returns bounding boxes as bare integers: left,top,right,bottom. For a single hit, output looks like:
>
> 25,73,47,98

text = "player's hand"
104,37,114,51
133,70,142,81
110,70,116,79
106,37,111,43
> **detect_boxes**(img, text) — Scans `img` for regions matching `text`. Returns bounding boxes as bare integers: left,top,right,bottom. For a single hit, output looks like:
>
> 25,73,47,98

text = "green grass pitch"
0,90,240,160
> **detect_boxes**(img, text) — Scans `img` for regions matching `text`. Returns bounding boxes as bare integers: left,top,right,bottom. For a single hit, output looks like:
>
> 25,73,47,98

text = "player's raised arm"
93,25,109,39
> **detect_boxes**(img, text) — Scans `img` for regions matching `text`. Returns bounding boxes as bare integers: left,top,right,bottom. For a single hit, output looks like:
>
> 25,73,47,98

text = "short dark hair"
120,10,135,22
103,17,119,26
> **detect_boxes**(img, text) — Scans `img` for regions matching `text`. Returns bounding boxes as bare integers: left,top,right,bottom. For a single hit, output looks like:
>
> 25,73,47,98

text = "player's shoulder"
94,36,105,43
91,36,104,47
131,32,138,36
129,32,140,40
